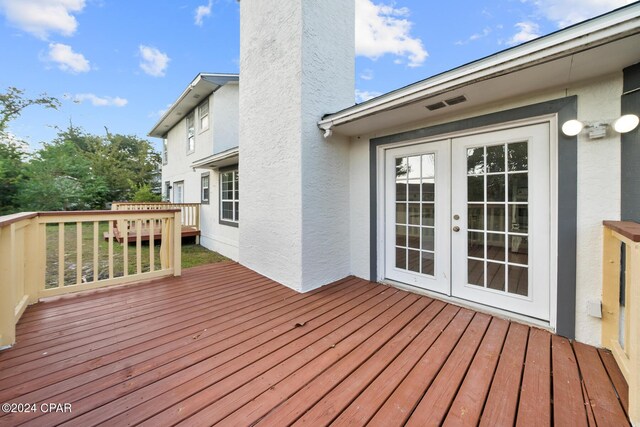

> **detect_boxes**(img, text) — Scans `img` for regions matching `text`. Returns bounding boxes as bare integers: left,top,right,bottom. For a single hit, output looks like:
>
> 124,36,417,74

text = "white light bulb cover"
562,119,584,136
613,114,639,133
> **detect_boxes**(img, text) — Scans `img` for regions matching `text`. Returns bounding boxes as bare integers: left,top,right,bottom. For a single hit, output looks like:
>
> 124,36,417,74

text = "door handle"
452,226,460,232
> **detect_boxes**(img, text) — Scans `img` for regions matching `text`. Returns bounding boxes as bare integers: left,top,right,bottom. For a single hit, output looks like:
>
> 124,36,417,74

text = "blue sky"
0,0,635,151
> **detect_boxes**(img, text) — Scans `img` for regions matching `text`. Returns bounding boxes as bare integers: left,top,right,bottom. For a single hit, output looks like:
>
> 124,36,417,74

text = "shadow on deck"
0,262,630,426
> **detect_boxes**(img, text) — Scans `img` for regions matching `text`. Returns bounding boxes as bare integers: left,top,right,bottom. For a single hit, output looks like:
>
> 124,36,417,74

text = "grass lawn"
45,222,228,288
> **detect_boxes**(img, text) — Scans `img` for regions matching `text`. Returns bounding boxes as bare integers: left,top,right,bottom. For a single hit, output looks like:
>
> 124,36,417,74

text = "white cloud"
455,27,492,45
355,89,383,103
507,21,541,45
360,68,374,80
0,0,85,39
194,0,212,26
71,93,128,107
139,45,170,77
527,0,634,28
47,42,90,73
355,0,427,68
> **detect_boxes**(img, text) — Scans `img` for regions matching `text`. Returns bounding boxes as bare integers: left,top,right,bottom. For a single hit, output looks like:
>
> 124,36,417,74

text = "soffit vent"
445,95,467,106
426,101,446,111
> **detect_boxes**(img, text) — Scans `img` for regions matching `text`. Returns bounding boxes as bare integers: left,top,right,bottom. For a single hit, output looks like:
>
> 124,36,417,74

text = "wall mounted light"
613,114,640,133
561,114,639,139
561,119,583,136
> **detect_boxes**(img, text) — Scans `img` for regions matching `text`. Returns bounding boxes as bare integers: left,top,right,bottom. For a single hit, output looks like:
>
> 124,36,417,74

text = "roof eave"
319,3,640,132
148,73,239,138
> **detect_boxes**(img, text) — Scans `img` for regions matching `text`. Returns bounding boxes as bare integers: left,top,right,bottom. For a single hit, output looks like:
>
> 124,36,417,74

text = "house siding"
161,90,240,261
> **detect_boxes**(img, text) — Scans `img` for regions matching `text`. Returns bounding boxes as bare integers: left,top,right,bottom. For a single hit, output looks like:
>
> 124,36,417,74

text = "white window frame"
219,167,239,226
162,138,168,165
198,100,209,132
201,173,210,204
186,113,195,154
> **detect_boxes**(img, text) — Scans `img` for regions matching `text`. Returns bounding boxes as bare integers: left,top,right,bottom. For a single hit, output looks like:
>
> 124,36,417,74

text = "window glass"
163,138,168,164
186,113,195,153
220,168,239,222
198,101,209,131
201,174,210,204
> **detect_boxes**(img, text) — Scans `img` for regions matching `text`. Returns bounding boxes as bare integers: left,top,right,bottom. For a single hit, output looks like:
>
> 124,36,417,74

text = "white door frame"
376,116,558,328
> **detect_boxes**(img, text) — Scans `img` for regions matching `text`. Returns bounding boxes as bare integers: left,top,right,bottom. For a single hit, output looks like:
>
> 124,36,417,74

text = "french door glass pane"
466,141,530,296
394,153,437,277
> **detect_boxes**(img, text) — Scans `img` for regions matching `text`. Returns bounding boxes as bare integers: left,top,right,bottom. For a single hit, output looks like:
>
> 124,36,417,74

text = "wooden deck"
0,262,629,426
103,225,200,243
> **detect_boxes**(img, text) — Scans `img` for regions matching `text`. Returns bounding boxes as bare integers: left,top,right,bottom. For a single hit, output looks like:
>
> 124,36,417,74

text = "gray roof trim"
148,73,239,138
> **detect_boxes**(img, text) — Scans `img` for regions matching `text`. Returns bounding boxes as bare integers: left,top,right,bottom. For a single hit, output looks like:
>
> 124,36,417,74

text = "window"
164,181,170,201
162,138,168,165
174,181,184,203
198,100,209,131
220,168,239,225
201,173,210,204
186,113,195,154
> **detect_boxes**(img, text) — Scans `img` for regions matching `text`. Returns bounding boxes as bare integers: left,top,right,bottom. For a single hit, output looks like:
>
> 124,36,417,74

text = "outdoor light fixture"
613,114,640,133
561,119,583,136
561,114,639,139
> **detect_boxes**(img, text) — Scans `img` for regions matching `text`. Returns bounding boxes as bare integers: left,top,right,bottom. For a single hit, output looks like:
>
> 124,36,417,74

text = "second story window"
186,112,195,154
162,138,168,165
198,100,209,132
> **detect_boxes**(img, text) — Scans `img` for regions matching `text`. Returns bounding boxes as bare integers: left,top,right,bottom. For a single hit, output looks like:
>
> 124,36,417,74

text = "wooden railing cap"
36,209,182,216
603,220,640,242
0,212,38,227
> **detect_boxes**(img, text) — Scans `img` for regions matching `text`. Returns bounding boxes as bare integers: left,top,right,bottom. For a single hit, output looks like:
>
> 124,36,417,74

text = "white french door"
384,140,450,295
384,123,552,321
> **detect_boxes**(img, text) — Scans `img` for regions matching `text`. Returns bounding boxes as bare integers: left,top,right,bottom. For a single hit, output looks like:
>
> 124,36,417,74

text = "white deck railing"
602,220,640,425
0,209,182,348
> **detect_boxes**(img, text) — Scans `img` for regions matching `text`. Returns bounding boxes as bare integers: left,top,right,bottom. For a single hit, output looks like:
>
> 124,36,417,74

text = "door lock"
453,214,460,220
452,226,460,232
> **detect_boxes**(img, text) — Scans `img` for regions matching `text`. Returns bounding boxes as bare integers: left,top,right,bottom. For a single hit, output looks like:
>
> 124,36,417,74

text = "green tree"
18,140,108,211
0,87,60,135
0,87,60,214
0,138,27,214
18,124,161,210
132,184,162,202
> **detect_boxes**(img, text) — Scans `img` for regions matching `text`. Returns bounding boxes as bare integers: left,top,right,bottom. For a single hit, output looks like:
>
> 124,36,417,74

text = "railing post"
602,226,620,348
628,241,640,425
173,211,182,276
0,226,16,348
23,219,43,304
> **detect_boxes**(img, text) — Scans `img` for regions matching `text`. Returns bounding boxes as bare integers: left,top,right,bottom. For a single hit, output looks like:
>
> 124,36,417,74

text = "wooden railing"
0,209,182,348
111,202,200,230
602,220,640,425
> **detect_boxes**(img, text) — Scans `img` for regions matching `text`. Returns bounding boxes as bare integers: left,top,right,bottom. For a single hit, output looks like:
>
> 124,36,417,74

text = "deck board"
0,262,630,426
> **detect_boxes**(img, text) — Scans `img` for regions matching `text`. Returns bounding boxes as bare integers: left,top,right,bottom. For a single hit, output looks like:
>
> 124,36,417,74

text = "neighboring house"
153,1,640,347
149,73,240,260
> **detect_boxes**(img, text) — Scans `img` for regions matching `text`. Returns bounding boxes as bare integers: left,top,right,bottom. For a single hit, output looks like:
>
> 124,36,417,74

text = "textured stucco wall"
573,76,622,345
212,84,239,155
161,91,240,261
239,0,354,291
348,74,623,345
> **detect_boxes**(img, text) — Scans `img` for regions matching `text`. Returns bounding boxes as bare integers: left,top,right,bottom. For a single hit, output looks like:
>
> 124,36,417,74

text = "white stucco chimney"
239,1,355,291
